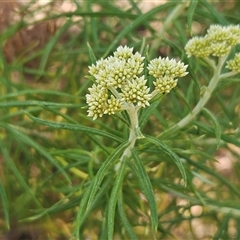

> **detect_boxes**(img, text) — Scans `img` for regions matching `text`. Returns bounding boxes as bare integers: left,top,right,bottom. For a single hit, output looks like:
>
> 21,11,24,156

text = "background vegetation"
1,0,240,239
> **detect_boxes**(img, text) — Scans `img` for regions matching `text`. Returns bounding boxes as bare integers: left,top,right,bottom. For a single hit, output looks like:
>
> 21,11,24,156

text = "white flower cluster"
86,46,188,120
147,57,188,94
185,25,240,57
226,53,240,73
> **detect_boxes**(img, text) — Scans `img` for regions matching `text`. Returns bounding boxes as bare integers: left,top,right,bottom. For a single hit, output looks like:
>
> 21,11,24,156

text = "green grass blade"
87,141,129,210
199,0,228,24
184,155,240,197
201,108,221,149
75,141,128,239
39,19,72,76
103,2,177,57
0,139,42,209
0,100,81,109
0,179,10,230
214,78,240,93
0,89,76,101
107,157,127,240
194,121,240,147
139,98,163,130
87,42,97,64
26,113,124,143
212,214,231,240
187,0,198,35
145,135,187,186
1,123,71,184
118,191,138,240
131,149,158,235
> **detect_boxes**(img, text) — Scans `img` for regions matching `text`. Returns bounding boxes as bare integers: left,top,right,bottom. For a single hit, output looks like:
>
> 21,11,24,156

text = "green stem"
115,105,143,170
158,55,227,139
219,71,238,79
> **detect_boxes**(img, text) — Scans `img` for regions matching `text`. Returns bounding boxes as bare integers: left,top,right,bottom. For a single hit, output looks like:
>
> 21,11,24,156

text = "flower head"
185,24,240,58
226,53,240,73
86,84,109,120
185,37,211,58
148,57,188,79
148,57,188,94
153,76,178,94
114,45,134,60
86,45,188,119
121,76,151,108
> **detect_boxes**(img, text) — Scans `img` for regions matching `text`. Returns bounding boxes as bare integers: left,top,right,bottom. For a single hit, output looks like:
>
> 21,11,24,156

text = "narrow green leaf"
194,121,240,147
145,136,187,186
72,182,92,240
184,155,240,197
0,179,10,230
0,100,81,108
192,171,215,186
87,141,129,210
39,19,72,75
118,191,138,240
87,42,97,64
201,108,221,149
131,149,158,234
212,214,231,240
26,113,124,143
107,157,127,240
75,141,128,240
139,98,162,130
0,89,76,101
103,2,176,57
0,139,42,209
187,0,198,35
214,78,240,93
199,0,228,24
1,123,71,184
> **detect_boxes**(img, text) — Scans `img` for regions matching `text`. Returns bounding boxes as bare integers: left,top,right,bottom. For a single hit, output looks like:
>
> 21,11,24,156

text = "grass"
1,0,240,239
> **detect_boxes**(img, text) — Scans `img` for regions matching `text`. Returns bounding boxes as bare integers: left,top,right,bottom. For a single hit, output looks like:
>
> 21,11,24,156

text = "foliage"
1,0,240,239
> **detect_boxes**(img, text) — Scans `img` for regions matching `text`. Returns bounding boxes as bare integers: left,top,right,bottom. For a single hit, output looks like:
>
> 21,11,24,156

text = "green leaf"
139,98,162,130
103,1,177,57
131,149,158,235
187,0,198,35
212,214,231,240
38,19,72,76
214,78,240,93
0,100,81,109
0,139,42,209
194,121,240,147
0,179,10,230
87,42,97,64
87,141,129,210
184,154,240,197
26,113,124,143
0,89,76,101
107,157,127,240
0,123,71,184
145,136,187,186
201,108,221,149
75,141,129,239
118,191,138,240
199,0,228,24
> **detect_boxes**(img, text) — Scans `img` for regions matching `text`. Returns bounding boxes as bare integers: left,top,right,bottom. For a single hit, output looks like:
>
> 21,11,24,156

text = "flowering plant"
2,1,240,239
79,24,240,239
86,45,188,163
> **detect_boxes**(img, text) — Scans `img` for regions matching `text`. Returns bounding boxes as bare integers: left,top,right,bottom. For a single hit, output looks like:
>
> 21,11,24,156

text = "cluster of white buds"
185,24,240,58
86,46,188,120
226,53,240,73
